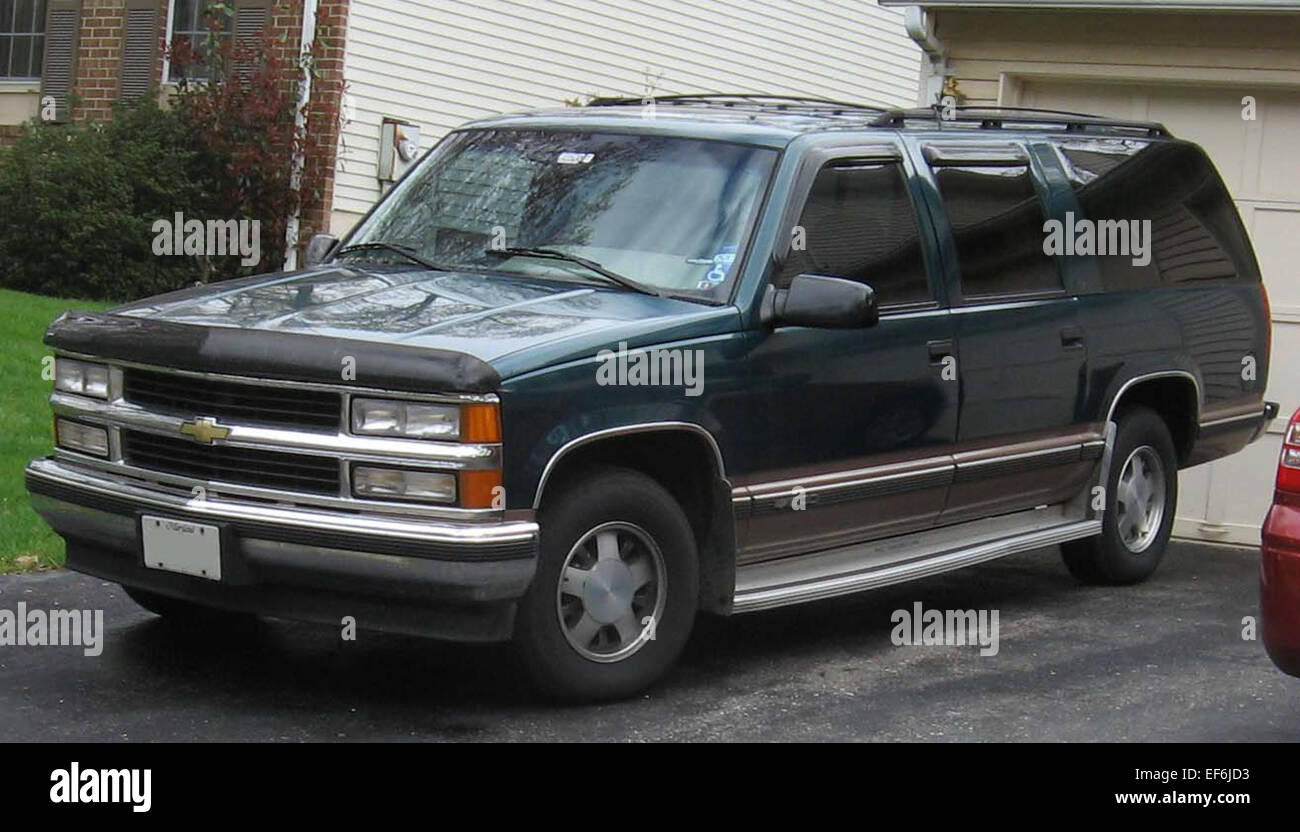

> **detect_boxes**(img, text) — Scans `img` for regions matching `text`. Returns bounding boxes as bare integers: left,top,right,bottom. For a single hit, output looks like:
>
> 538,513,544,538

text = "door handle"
927,338,954,364
1060,325,1085,348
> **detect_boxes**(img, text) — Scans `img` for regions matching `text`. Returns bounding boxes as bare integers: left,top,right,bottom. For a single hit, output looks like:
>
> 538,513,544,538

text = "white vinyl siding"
333,0,920,229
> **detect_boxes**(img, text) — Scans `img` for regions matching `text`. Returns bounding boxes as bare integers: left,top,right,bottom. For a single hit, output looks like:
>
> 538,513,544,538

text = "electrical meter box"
379,119,421,183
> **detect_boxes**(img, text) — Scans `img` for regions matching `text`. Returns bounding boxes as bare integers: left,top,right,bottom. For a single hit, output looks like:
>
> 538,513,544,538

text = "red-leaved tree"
168,6,334,280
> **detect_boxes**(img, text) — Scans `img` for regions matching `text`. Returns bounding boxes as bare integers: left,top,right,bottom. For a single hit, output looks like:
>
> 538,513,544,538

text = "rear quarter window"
1055,139,1260,291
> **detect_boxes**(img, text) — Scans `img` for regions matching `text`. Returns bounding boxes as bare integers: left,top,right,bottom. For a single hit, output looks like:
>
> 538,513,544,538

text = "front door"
738,148,959,563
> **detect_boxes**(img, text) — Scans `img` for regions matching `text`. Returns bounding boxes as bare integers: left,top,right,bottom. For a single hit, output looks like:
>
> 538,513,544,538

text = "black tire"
514,466,699,702
122,585,254,627
1061,405,1178,585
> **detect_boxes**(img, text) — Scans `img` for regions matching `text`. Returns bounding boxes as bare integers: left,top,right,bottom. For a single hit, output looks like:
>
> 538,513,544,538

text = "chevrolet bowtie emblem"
179,417,230,444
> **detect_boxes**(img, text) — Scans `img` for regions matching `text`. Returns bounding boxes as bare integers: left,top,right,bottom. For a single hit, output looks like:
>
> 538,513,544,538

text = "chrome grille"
121,431,341,495
122,368,341,429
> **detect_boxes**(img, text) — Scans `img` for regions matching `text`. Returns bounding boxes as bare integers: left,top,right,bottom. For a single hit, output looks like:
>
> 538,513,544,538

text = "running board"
732,505,1101,614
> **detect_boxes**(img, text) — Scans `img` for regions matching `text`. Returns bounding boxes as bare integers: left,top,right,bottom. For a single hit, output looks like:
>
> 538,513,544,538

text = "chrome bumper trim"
26,457,537,552
48,449,503,520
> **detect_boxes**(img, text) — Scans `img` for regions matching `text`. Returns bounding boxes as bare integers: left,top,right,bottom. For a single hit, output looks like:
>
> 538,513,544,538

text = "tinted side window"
1056,139,1259,290
933,164,1062,298
778,161,931,306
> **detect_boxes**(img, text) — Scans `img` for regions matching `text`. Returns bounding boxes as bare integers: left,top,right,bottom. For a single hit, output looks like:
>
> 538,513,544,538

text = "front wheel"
513,466,699,702
1061,406,1179,585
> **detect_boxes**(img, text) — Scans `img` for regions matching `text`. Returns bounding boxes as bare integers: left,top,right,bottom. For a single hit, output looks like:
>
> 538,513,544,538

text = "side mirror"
303,233,339,268
764,274,878,329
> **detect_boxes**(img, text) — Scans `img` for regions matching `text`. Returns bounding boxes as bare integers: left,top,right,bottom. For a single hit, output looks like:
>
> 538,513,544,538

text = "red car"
1263,405,1300,676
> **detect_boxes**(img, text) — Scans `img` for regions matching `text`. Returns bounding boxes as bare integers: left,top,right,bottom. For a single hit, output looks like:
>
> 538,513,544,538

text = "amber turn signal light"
460,403,501,443
459,469,504,509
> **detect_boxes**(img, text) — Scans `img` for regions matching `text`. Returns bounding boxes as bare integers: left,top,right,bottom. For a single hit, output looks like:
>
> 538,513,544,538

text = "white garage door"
1019,80,1300,545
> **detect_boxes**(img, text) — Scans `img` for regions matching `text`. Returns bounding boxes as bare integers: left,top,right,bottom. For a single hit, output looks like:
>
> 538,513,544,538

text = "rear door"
909,138,1099,524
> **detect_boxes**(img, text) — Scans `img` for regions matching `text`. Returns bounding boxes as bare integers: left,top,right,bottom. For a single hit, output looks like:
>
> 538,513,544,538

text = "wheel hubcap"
1116,445,1167,554
556,521,665,663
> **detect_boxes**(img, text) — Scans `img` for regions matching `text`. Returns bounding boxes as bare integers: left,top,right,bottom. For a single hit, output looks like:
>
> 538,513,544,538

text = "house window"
167,0,233,81
0,0,46,80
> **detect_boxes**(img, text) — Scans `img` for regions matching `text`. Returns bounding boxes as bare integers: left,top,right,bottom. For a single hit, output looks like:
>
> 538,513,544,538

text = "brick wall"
62,0,350,251
300,0,350,244
0,125,26,148
71,0,130,121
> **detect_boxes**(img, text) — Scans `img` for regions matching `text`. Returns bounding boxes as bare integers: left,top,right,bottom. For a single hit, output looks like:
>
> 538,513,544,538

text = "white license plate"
142,515,222,581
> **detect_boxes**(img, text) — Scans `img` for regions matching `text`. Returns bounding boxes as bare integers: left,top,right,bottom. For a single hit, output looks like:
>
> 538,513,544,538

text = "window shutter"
40,0,81,122
233,0,271,83
119,0,159,101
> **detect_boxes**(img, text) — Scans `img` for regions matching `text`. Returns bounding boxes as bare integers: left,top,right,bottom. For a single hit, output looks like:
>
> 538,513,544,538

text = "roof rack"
870,105,1171,137
585,93,886,117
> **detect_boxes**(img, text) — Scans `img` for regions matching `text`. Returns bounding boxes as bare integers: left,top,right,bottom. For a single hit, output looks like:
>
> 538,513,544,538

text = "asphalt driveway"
1,540,1296,742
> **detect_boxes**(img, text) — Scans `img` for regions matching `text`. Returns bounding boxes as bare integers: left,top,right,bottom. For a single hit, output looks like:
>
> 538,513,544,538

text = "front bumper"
25,457,539,641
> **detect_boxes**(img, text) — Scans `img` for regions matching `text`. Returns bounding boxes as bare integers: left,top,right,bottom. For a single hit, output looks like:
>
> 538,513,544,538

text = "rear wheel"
1062,406,1179,585
514,466,698,701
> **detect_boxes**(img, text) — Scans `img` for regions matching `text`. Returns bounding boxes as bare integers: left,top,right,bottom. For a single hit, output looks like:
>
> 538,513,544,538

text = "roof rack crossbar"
870,105,1170,137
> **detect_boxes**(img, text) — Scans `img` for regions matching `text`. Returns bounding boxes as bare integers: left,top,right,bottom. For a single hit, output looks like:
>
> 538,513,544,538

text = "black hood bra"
45,310,501,394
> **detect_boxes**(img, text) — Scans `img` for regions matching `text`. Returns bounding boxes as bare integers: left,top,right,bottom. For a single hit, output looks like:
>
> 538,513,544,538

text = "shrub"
0,101,208,301
0,5,332,301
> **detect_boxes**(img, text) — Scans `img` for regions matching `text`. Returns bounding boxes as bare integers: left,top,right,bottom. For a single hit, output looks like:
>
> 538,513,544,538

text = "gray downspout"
903,6,949,107
283,0,320,271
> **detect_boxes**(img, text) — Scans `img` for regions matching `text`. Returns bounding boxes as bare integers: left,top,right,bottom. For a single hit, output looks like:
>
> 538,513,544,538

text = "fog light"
56,419,109,457
351,465,457,503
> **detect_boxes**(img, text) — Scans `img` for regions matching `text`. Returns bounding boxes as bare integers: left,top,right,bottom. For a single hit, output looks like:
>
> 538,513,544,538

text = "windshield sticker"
557,152,595,165
697,245,737,290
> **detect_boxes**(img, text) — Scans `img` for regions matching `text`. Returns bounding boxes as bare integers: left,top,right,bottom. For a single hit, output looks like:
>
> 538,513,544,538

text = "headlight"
349,398,501,442
351,398,460,440
351,465,457,503
54,359,110,399
55,419,109,457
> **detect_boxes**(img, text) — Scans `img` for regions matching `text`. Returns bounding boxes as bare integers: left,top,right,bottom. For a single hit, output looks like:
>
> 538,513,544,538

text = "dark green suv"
27,95,1276,700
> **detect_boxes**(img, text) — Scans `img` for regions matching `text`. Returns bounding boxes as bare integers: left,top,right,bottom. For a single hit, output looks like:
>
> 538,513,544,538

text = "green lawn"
0,288,110,572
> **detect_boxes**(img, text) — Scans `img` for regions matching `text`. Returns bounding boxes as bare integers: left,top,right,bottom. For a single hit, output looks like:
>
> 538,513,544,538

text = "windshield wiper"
485,247,666,298
335,242,447,272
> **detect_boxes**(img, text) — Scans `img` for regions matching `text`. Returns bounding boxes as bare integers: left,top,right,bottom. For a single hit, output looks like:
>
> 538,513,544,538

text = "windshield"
342,129,778,300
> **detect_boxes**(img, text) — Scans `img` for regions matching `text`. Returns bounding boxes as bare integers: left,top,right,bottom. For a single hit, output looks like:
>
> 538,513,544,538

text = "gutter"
283,0,320,271
902,5,948,107
881,2,1300,9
